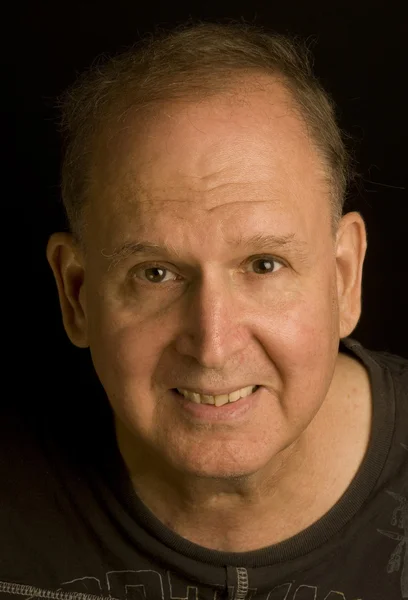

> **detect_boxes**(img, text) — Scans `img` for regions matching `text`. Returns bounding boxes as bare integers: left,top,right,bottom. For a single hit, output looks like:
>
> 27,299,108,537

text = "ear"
335,211,368,338
46,232,89,348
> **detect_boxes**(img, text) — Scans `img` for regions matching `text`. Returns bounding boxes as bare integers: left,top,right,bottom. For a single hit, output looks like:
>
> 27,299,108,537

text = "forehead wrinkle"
112,180,292,215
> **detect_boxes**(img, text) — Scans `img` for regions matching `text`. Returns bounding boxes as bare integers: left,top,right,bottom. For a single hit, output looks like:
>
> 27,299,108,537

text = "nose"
173,272,250,369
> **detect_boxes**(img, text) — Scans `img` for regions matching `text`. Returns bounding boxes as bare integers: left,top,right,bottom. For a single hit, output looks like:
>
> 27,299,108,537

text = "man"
2,20,407,600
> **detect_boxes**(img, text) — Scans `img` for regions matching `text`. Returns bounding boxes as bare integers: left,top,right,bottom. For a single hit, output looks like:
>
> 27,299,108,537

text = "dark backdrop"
18,1,407,411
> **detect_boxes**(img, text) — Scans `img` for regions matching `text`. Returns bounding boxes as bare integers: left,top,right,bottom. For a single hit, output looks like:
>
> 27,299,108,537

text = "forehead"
88,78,331,250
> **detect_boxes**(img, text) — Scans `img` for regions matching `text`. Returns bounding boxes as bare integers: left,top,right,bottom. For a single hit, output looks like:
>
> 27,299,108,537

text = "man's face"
80,80,344,479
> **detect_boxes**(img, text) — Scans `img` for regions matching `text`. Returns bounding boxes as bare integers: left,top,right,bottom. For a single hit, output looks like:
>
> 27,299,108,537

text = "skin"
46,77,371,552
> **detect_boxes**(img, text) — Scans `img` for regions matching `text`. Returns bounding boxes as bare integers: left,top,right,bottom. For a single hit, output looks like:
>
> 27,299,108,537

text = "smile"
174,385,259,406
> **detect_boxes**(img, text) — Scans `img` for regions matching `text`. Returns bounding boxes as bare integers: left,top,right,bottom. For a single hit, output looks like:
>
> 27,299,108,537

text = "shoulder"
341,337,408,378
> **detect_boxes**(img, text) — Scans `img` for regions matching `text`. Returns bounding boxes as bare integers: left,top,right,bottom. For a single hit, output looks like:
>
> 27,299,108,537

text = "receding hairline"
58,22,353,254
83,74,334,223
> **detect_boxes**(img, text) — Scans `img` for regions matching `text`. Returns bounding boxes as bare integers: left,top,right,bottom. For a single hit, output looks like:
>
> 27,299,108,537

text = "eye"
247,256,284,275
132,256,284,285
133,264,180,285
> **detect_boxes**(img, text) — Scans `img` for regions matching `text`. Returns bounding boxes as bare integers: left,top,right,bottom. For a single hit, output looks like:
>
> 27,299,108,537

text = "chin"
168,440,282,482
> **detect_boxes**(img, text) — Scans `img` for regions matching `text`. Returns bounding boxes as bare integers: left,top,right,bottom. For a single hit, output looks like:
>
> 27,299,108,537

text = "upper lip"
174,385,258,396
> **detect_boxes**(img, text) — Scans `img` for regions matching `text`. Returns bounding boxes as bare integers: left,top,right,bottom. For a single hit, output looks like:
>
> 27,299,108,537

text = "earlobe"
46,232,90,348
335,212,367,338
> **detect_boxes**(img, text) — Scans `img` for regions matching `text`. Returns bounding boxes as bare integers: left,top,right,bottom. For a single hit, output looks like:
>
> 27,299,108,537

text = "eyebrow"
101,232,309,270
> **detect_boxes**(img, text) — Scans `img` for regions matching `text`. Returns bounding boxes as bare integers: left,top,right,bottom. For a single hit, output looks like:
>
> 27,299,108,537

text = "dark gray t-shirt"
1,337,407,599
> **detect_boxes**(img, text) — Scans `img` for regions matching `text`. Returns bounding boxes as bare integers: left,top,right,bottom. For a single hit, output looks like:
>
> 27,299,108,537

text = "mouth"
173,385,260,406
170,385,262,422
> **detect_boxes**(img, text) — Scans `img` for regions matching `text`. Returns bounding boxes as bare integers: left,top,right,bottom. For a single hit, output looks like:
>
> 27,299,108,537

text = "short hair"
58,18,355,252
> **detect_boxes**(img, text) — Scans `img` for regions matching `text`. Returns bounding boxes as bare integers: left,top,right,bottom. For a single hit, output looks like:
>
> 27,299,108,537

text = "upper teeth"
176,385,257,406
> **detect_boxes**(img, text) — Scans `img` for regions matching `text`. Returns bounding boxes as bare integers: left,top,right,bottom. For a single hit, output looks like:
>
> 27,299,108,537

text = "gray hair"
58,19,355,252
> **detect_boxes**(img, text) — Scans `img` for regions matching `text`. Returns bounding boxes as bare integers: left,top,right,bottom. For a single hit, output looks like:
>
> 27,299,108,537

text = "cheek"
256,276,340,386
91,322,160,390
256,277,339,366
88,317,164,440
290,292,338,351
86,291,162,410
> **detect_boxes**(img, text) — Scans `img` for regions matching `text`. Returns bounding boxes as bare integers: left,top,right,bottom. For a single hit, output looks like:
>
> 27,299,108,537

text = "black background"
17,0,407,406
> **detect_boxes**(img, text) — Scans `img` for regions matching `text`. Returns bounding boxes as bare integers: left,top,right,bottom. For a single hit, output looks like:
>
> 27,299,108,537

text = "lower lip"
170,386,262,423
